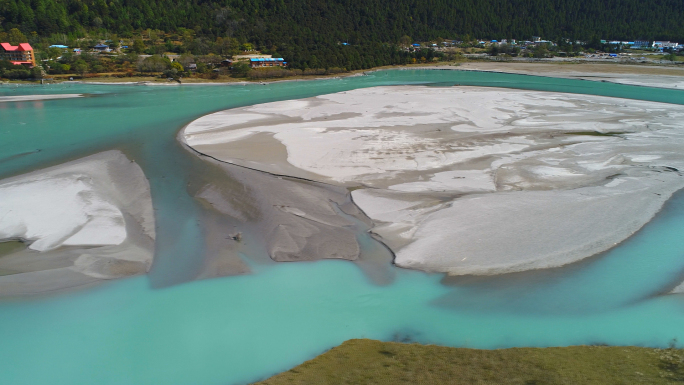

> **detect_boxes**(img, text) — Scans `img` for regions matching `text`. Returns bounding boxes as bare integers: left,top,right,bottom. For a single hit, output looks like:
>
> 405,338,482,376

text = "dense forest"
2,0,684,69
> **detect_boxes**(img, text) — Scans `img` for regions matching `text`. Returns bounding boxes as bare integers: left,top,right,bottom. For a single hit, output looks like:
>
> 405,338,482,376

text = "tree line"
1,0,683,69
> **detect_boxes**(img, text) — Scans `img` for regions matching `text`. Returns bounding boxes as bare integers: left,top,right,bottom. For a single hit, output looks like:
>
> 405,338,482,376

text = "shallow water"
1,70,684,385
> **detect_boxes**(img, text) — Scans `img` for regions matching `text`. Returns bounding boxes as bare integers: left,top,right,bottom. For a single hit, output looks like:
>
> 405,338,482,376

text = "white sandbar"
0,150,155,296
182,86,684,275
0,94,83,103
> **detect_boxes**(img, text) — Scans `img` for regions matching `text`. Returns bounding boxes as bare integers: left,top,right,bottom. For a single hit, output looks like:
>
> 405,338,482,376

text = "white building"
653,41,679,48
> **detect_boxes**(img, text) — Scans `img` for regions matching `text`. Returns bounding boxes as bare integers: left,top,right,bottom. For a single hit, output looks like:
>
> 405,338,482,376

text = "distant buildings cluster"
409,37,557,49
604,40,681,50
409,37,682,52
47,41,120,54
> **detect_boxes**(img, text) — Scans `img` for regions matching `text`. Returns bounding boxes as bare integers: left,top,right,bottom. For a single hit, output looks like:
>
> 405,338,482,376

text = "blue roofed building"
632,40,651,49
94,43,110,52
249,57,287,68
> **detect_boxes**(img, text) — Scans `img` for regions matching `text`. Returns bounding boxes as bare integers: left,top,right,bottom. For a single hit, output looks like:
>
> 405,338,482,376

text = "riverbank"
451,61,684,89
255,338,684,384
5,59,684,88
0,94,83,102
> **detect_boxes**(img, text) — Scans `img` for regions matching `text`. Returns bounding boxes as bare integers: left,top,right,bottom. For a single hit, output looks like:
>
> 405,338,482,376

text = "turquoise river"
1,70,684,385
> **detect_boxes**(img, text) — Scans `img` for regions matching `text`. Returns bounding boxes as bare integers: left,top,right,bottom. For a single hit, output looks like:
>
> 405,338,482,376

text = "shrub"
230,61,251,77
137,55,171,72
247,67,292,79
1,68,31,79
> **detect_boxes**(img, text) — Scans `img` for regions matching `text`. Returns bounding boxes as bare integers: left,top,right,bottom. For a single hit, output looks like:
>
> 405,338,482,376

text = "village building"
234,54,273,60
93,43,110,52
608,41,634,46
632,40,651,49
249,57,287,68
653,41,679,49
0,42,36,67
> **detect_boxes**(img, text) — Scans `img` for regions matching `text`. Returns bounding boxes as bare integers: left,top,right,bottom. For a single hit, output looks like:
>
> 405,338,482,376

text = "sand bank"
194,160,363,263
0,150,155,297
0,94,83,103
453,62,684,89
182,86,684,275
179,141,392,283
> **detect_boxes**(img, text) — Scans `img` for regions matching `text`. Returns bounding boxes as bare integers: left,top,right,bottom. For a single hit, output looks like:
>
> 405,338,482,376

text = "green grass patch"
0,240,25,258
0,240,26,276
254,339,684,384
653,55,684,62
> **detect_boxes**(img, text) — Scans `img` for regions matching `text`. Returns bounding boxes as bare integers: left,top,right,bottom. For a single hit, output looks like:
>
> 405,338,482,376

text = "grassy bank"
78,59,684,84
254,339,684,384
5,59,684,85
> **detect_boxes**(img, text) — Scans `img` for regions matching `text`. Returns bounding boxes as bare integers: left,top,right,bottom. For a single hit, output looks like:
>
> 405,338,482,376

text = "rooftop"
1,42,33,52
234,54,272,59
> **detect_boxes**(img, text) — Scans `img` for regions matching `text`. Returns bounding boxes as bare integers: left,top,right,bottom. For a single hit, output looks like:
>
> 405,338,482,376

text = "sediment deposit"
0,150,155,296
0,94,83,103
182,86,684,275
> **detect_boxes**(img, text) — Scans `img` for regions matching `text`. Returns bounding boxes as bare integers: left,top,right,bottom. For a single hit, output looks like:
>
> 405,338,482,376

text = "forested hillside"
2,0,683,70
3,0,683,42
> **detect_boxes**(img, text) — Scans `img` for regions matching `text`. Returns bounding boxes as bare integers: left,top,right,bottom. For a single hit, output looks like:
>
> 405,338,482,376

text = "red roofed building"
0,42,36,67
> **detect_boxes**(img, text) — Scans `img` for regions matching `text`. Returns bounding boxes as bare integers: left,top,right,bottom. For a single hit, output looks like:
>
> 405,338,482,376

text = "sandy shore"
450,62,684,89
38,61,684,90
179,136,394,283
0,150,155,297
182,85,684,275
672,283,684,294
0,94,83,102
192,157,364,263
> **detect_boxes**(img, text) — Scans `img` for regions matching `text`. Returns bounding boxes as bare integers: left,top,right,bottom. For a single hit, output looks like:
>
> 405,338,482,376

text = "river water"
1,70,684,385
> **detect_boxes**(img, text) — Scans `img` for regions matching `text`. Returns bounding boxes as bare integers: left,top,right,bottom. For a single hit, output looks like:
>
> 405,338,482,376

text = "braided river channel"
1,70,684,385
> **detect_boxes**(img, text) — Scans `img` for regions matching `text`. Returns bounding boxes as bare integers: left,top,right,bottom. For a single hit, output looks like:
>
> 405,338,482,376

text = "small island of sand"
182,85,684,276
0,150,155,297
